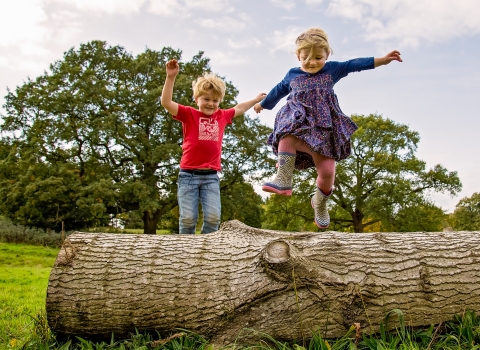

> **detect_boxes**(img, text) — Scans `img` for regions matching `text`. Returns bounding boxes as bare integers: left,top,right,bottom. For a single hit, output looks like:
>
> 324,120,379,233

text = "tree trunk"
142,210,160,234
352,209,365,233
46,220,480,345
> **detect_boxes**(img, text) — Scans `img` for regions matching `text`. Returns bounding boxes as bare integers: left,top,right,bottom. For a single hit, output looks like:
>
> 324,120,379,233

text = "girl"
254,27,402,229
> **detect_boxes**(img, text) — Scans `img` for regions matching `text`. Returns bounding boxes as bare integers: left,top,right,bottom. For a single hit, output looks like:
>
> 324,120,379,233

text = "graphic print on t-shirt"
199,117,219,141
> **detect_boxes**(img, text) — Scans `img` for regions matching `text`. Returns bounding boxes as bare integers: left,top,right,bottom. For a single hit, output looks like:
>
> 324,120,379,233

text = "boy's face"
297,47,329,74
194,90,221,116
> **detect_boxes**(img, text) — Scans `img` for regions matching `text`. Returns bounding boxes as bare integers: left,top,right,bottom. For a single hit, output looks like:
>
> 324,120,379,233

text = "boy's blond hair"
295,27,332,61
192,73,226,101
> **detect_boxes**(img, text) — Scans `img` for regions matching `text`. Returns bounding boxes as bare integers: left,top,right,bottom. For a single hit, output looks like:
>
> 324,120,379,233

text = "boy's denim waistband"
180,169,217,175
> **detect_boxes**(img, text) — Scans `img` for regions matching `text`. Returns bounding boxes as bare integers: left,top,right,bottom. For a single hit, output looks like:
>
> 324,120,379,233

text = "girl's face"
297,47,329,74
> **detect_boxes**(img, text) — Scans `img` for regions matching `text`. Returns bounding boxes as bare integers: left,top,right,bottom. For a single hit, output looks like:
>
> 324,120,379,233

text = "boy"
161,59,265,234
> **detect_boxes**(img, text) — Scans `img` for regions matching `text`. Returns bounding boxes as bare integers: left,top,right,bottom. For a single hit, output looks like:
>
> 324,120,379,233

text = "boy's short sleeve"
173,104,189,122
224,108,235,124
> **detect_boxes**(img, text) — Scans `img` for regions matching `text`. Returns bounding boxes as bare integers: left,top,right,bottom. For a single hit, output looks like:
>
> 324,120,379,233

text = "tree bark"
46,220,480,345
142,210,160,235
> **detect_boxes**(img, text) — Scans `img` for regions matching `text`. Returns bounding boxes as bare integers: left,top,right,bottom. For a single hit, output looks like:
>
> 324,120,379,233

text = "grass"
2,241,480,349
0,242,59,349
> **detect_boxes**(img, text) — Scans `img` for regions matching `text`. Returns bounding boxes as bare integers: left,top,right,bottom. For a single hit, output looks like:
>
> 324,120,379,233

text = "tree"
0,41,272,233
450,192,480,230
262,114,461,233
378,201,446,232
47,220,480,345
262,171,318,232
156,179,265,232
220,180,264,228
0,140,112,230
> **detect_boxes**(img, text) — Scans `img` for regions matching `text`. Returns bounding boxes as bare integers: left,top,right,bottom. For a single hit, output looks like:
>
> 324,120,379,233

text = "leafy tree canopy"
450,192,480,231
0,41,272,233
262,114,461,233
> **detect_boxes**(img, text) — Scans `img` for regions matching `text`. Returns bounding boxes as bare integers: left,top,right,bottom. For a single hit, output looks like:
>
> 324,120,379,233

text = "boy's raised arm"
234,93,267,117
161,59,180,116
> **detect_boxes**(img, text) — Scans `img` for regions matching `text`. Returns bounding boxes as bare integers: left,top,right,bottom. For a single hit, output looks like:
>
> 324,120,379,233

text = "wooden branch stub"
264,240,291,264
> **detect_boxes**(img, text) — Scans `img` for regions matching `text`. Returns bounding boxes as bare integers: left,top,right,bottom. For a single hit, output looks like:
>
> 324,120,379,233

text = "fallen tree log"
46,220,480,344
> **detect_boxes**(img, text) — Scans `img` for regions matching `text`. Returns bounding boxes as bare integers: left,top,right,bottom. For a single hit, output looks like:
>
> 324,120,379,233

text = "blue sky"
1,0,479,213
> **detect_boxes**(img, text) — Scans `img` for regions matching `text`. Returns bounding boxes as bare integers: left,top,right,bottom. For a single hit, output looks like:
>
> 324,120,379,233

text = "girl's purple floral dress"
260,57,375,169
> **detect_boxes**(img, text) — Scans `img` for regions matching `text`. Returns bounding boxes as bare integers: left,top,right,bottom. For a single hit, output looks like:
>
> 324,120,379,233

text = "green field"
0,243,59,349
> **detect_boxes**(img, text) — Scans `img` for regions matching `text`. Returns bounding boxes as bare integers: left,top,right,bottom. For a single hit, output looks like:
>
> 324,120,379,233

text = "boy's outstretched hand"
374,50,403,67
253,93,267,113
233,93,267,117
254,102,264,113
255,93,267,103
165,59,179,77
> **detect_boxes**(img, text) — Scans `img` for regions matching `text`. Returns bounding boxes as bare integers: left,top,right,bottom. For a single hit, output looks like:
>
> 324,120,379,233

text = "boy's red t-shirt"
173,104,235,171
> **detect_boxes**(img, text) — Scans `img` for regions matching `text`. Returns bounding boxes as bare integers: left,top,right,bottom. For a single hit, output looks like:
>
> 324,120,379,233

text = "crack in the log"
341,286,371,331
54,239,78,267
373,233,389,243
419,264,434,300
203,284,292,340
227,284,292,317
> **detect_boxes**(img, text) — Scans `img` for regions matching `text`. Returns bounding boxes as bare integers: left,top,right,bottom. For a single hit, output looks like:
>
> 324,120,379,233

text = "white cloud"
269,26,304,54
0,1,48,47
208,51,247,66
0,0,84,73
148,0,232,16
197,16,247,32
305,0,323,4
0,0,142,63
325,0,480,47
0,55,9,68
227,38,262,49
238,12,252,23
270,0,296,10
51,0,146,15
0,1,57,73
148,0,183,16
48,10,82,42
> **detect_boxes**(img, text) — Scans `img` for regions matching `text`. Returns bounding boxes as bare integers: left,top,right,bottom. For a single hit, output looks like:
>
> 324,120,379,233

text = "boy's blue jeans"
177,170,221,234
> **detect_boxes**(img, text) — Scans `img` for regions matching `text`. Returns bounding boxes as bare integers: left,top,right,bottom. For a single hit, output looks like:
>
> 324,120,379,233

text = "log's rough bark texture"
46,220,480,344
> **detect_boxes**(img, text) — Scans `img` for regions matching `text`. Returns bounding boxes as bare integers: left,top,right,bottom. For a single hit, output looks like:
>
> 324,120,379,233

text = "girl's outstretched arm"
374,50,403,67
234,93,267,117
161,59,180,116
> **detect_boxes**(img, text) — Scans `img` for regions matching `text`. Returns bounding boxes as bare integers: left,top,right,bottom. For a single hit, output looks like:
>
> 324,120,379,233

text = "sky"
1,0,479,213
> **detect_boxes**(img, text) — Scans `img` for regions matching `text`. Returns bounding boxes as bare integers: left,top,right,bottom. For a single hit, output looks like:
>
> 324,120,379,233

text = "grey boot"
311,187,333,228
262,152,296,196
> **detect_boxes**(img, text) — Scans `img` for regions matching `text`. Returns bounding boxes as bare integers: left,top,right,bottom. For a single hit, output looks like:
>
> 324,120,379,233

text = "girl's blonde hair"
295,27,332,61
192,73,226,101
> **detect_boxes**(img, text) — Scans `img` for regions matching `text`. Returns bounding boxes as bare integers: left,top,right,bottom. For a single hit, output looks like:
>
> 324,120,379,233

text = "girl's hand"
254,102,264,113
165,59,179,77
384,50,402,63
374,50,402,67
